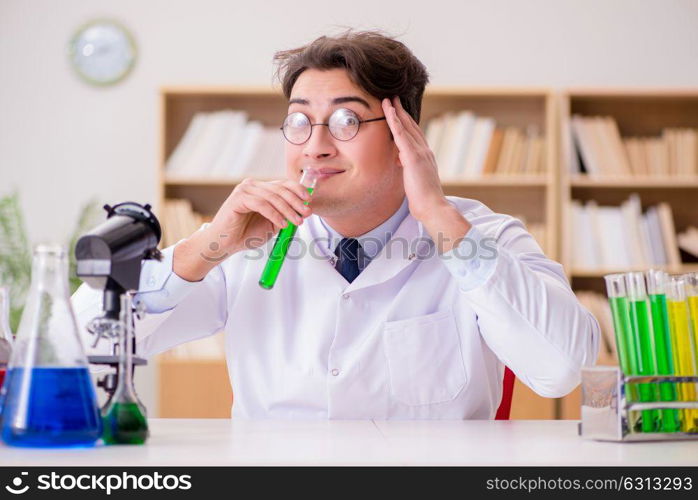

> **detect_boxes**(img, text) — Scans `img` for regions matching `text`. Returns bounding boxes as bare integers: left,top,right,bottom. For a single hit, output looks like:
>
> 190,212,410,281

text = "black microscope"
75,201,162,408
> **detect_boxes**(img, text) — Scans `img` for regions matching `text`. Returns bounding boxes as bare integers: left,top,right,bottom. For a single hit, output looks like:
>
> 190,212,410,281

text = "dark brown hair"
273,29,429,123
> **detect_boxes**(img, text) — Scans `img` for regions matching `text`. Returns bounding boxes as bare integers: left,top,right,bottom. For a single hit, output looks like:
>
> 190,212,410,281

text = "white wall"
1,0,697,414
2,0,697,243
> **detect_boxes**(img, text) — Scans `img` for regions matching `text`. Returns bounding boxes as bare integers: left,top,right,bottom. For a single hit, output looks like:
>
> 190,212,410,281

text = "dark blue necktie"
334,238,362,283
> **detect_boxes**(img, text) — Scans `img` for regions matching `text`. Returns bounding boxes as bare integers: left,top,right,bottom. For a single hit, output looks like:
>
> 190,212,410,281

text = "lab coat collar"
303,209,431,293
318,196,410,262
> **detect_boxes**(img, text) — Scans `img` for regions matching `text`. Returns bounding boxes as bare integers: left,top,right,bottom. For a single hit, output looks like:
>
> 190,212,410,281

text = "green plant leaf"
0,193,103,333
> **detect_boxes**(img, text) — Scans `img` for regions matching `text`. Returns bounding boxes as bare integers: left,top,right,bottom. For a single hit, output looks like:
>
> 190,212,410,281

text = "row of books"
161,198,207,248
425,112,546,180
569,194,683,271
569,115,698,177
166,110,285,179
575,291,617,366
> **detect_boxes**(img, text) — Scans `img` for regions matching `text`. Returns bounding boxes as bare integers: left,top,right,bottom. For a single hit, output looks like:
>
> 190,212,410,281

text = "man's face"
284,68,404,217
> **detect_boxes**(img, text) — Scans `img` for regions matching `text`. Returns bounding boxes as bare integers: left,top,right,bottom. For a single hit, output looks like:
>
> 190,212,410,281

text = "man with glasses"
73,30,600,419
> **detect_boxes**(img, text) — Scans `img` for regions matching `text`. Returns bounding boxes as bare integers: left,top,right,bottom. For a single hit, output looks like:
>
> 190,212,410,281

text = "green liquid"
101,402,149,445
628,299,659,432
608,296,641,431
608,296,637,376
259,187,314,290
649,293,681,432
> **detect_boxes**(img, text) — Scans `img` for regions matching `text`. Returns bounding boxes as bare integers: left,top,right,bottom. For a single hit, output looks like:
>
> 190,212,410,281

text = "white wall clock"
69,20,137,86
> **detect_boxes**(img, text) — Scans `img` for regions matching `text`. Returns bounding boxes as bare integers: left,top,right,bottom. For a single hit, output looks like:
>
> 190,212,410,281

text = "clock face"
69,20,137,86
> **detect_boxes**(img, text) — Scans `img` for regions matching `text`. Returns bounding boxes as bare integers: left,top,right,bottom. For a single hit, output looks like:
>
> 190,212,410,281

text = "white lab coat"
71,196,600,419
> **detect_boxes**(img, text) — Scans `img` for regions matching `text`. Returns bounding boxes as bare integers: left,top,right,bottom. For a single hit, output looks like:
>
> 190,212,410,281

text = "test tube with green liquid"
666,276,698,432
604,273,642,431
259,168,319,290
646,269,680,432
625,272,660,432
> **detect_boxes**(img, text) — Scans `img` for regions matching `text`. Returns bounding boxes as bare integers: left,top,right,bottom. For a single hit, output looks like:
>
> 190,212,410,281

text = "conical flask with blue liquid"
0,286,13,390
0,244,102,447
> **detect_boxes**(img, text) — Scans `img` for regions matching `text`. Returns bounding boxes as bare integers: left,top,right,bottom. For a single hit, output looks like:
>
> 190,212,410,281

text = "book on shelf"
569,194,682,272
678,226,698,258
424,112,545,180
161,198,208,248
569,115,698,178
165,110,285,179
575,291,617,366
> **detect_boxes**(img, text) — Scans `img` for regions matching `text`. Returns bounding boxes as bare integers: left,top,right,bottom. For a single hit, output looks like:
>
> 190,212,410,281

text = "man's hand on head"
382,96,472,253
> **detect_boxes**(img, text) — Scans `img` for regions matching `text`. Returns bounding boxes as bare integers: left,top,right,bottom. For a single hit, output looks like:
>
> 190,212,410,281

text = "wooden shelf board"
565,88,698,98
164,175,549,188
425,86,552,97
161,85,282,96
165,177,268,186
160,85,553,98
570,264,698,278
570,176,698,189
443,175,548,187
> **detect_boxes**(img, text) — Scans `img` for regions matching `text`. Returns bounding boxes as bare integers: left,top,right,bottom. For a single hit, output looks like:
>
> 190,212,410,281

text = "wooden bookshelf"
558,88,698,419
560,88,698,286
157,86,559,419
156,86,698,420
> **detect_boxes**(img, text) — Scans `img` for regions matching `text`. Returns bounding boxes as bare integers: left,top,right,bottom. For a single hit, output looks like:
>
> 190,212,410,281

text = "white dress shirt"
320,196,410,271
71,196,600,419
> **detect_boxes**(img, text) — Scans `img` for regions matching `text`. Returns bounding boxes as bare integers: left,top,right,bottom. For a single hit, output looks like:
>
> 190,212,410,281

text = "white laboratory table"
1,419,697,466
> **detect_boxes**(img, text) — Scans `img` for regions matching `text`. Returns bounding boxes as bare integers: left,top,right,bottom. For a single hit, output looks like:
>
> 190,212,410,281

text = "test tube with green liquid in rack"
604,274,642,431
625,271,660,432
646,269,680,433
666,276,698,432
259,168,319,290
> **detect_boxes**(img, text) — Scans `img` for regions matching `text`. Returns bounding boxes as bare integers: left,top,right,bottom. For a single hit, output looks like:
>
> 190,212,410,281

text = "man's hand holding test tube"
172,167,319,283
259,168,319,289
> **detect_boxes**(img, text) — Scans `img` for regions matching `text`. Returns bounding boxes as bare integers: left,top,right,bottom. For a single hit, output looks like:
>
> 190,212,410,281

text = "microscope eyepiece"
104,202,162,244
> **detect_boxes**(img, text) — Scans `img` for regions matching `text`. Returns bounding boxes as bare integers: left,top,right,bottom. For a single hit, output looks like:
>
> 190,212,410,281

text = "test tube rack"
578,366,698,442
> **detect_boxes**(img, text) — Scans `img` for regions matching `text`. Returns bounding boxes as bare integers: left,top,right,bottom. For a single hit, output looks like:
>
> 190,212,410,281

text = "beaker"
0,286,14,417
0,286,13,387
0,244,102,447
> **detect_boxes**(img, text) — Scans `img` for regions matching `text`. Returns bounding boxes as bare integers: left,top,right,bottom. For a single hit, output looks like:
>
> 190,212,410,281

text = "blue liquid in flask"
1,367,102,447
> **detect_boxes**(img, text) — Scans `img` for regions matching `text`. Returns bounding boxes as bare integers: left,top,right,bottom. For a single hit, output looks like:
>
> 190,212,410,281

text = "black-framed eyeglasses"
280,108,386,145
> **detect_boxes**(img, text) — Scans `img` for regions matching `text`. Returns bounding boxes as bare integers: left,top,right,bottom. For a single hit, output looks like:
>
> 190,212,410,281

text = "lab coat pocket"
383,309,466,406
